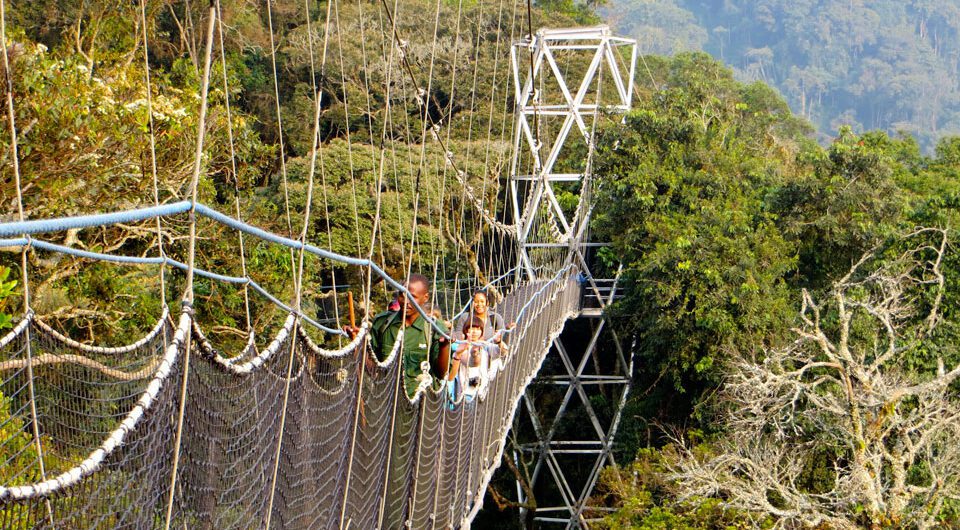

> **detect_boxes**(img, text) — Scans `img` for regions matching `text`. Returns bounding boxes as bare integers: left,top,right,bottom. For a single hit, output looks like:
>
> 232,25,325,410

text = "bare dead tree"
669,228,960,530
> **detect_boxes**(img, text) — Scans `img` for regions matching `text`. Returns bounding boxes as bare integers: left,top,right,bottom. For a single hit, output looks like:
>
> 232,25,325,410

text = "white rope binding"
0,310,32,349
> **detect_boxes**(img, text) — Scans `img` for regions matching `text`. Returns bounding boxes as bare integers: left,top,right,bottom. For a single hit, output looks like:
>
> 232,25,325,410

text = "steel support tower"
507,26,637,528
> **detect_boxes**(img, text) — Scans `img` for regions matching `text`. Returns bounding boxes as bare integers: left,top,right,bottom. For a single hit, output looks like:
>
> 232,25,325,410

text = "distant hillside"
602,0,960,151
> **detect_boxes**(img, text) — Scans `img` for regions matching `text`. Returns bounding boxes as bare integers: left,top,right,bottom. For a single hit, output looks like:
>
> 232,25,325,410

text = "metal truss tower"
507,26,637,528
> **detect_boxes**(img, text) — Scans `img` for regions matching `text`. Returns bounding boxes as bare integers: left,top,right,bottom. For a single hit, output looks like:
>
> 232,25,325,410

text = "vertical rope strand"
265,0,295,240
139,0,168,311
163,5,216,529
311,0,343,337
263,0,332,522
340,1,403,526
214,0,253,340
0,1,54,524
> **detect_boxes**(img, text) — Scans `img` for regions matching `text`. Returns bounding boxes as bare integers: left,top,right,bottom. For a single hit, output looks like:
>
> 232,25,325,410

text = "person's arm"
436,336,451,378
446,342,462,380
431,321,452,378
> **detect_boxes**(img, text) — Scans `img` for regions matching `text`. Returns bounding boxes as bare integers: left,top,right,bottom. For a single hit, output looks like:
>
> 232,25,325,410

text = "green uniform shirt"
369,310,448,397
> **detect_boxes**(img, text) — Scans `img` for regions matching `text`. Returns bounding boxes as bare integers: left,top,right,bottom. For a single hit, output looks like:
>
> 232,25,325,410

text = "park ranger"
347,273,450,398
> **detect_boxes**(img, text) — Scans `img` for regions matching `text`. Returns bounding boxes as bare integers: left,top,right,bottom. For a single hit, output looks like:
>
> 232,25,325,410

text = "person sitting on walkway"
447,317,499,403
345,273,450,398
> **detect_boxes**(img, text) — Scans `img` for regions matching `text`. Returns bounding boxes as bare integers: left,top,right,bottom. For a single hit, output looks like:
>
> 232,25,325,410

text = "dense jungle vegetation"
588,52,960,529
3,0,960,528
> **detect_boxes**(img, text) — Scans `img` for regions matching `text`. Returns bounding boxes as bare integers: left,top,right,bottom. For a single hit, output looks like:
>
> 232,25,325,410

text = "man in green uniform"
348,273,450,398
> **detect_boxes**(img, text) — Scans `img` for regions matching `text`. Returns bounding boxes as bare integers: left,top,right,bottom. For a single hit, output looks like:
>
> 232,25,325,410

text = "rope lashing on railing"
0,270,581,501
193,315,370,375
0,271,582,530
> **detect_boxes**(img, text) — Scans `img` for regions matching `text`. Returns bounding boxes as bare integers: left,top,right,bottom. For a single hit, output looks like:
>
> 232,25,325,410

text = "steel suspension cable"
331,0,367,305
354,0,386,307
419,0,446,317
265,0,296,242
339,0,402,526
311,0,343,336
460,0,491,292
479,0,510,284
264,0,335,524
378,0,515,237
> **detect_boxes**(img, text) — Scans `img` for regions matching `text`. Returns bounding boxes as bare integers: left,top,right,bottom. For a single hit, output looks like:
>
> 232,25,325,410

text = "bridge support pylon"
506,25,637,528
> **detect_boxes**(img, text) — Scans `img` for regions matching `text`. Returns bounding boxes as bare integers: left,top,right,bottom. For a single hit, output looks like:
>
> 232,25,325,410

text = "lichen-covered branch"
670,229,960,529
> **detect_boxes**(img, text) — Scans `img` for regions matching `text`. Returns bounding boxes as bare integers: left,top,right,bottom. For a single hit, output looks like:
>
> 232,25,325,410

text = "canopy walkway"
0,1,636,528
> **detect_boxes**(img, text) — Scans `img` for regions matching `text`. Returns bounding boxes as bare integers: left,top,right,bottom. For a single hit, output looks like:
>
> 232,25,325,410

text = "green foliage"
0,390,42,486
772,126,907,286
592,53,801,398
0,266,16,330
593,53,960,424
0,391,44,529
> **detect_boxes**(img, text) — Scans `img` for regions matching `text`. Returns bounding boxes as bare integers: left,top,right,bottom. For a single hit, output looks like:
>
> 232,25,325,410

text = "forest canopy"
602,0,960,152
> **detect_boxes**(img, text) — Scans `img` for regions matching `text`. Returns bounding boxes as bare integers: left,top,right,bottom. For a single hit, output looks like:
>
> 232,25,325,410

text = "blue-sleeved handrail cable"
0,203,555,339
0,237,340,335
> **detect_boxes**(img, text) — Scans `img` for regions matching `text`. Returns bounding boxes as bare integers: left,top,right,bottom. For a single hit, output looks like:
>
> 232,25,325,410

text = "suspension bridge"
0,1,636,528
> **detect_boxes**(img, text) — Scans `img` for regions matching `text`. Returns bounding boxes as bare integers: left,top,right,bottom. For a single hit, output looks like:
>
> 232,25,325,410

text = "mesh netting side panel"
172,341,284,530
1,328,42,490
0,322,179,529
379,390,419,529
271,344,356,530
466,396,488,517
457,400,478,518
408,393,443,528
340,355,400,530
0,273,581,530
434,403,464,529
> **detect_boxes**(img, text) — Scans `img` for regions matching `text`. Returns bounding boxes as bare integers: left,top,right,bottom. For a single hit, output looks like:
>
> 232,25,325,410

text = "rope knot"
180,299,195,316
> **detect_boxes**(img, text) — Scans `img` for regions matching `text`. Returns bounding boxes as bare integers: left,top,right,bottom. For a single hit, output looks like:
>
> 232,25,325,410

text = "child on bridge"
446,317,500,404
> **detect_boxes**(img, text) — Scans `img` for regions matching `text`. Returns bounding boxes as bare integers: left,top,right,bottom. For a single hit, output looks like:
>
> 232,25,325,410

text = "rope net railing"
0,0,615,528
